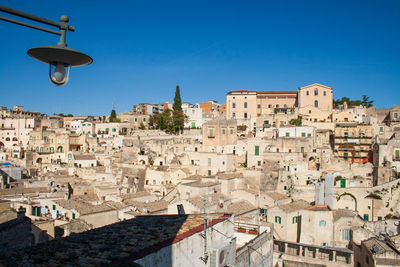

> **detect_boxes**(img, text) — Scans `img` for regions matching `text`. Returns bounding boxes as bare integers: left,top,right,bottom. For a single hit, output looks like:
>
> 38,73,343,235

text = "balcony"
273,239,353,266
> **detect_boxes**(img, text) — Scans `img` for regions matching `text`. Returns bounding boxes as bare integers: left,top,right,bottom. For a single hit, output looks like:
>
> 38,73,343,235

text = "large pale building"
298,83,333,112
226,83,333,119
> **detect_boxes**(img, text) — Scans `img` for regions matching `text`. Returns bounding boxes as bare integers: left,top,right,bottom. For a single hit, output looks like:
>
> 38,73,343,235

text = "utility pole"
200,195,208,263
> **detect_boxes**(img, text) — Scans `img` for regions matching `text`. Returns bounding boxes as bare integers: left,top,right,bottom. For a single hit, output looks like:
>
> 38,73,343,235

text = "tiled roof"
264,192,287,201
74,154,96,161
278,200,310,213
217,172,243,179
363,238,396,254
120,191,151,200
305,205,331,211
124,200,168,213
332,209,355,222
186,193,226,209
224,201,256,216
0,214,230,266
183,180,220,188
54,199,113,215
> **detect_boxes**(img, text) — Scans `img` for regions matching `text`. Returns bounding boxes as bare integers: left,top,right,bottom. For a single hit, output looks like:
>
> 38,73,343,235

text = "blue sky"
1,1,399,115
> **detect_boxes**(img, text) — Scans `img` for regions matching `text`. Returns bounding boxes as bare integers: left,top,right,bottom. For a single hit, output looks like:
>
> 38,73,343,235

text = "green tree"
172,85,184,133
149,109,174,132
139,122,146,130
109,107,119,122
361,95,374,108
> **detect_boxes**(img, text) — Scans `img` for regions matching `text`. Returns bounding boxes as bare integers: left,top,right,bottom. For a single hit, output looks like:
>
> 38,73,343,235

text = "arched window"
5,137,10,141
319,220,326,227
314,88,318,96
12,137,18,141
57,146,63,153
314,100,319,108
275,216,282,224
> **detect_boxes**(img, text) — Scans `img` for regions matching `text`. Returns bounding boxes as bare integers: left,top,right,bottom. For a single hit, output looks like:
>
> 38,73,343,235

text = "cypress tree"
172,85,184,133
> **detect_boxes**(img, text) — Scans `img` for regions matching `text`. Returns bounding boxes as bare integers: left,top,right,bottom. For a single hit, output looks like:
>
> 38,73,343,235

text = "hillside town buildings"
1,83,400,266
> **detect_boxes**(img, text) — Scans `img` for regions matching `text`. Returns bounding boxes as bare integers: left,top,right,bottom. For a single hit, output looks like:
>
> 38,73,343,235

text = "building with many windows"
226,83,333,119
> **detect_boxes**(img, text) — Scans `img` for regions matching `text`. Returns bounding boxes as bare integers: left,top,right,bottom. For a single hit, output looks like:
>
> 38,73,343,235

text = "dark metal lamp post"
0,5,92,86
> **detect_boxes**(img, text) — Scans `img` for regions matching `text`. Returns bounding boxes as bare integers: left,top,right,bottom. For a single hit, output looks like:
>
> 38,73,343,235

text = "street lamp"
0,5,92,86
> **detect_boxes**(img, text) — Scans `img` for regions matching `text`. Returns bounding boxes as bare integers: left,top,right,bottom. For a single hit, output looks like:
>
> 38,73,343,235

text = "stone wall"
235,230,273,267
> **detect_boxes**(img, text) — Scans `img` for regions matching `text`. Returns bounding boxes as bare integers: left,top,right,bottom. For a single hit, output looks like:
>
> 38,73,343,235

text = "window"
268,104,272,108
286,132,290,137
112,128,116,132
395,150,400,160
344,132,349,138
232,112,236,118
135,118,137,122
255,146,259,155
143,118,146,122
232,102,236,108
324,91,326,96
306,91,309,96
319,220,326,227
276,104,279,108
244,102,248,108
257,104,261,108
230,129,234,134
314,88,318,96
314,100,319,108
380,127,384,133
292,216,298,224
342,229,351,241
321,242,328,247
222,129,226,134
208,128,214,137
275,216,282,224
257,161,261,166
301,132,306,137
395,113,398,119
244,113,248,118
344,152,349,159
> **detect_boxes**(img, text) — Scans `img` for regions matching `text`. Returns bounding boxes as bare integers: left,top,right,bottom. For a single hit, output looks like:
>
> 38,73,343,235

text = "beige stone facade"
202,119,237,146
298,83,333,112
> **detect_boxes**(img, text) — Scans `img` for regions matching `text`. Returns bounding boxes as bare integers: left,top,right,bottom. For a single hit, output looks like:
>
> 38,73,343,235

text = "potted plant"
237,227,246,233
248,229,258,235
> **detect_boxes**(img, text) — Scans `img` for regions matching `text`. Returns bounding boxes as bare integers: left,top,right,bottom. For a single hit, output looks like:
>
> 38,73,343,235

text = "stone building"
334,122,374,163
202,119,237,146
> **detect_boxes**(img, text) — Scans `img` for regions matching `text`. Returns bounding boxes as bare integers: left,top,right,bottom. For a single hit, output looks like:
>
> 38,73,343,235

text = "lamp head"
27,45,92,86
